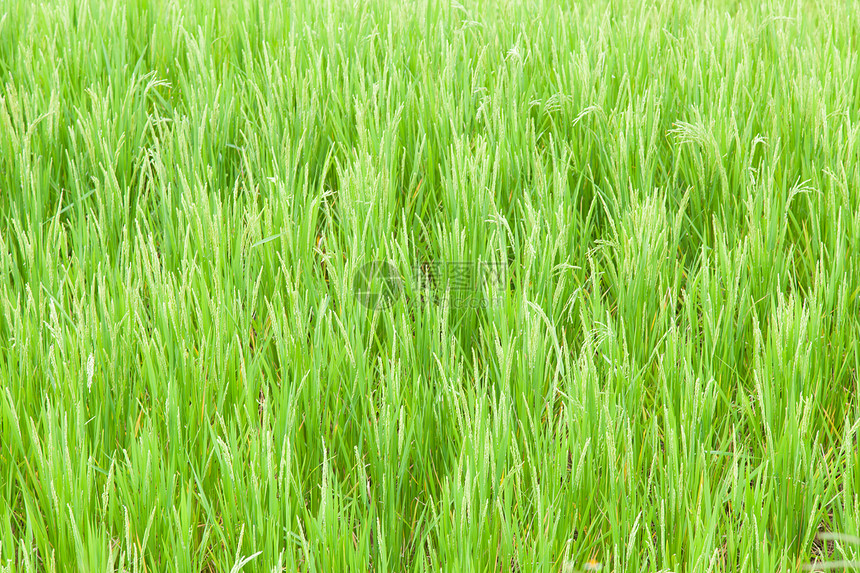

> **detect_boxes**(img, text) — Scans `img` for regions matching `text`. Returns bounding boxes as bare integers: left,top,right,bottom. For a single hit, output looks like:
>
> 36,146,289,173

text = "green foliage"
0,0,858,570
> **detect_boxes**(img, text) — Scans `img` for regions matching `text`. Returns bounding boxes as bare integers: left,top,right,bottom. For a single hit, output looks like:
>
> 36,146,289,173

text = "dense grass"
1,0,859,570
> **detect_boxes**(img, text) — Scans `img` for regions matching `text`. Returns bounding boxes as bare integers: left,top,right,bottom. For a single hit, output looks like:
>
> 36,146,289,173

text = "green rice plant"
0,0,859,571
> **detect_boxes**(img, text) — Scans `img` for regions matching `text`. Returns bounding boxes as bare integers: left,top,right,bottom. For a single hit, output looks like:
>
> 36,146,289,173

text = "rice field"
0,0,859,571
